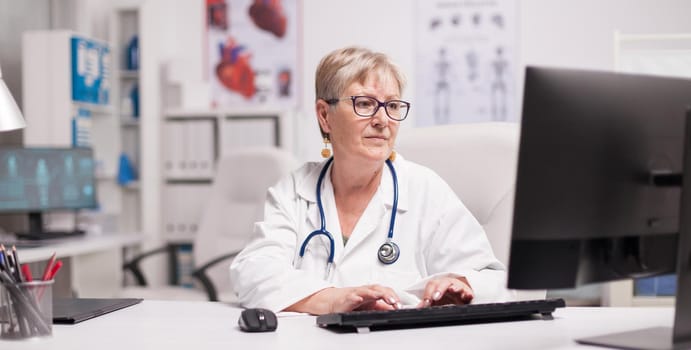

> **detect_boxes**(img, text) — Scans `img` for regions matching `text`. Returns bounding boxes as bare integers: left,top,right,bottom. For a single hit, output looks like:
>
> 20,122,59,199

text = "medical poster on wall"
206,0,300,109
415,0,518,126
71,36,111,105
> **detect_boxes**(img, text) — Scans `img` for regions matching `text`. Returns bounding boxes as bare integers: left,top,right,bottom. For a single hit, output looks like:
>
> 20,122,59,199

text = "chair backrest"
193,147,298,297
396,122,545,300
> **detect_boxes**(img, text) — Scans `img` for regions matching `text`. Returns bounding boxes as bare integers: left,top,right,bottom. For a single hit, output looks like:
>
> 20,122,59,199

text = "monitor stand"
576,111,691,350
14,212,86,241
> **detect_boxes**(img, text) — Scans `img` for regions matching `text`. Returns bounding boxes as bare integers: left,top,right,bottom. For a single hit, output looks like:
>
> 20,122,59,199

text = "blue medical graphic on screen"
0,147,98,212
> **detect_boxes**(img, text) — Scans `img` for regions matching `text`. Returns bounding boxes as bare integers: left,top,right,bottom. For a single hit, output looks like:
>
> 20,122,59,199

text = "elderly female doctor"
230,46,510,315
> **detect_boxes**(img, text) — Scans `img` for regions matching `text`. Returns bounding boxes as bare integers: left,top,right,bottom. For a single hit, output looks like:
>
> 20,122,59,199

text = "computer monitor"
0,147,98,239
508,66,691,349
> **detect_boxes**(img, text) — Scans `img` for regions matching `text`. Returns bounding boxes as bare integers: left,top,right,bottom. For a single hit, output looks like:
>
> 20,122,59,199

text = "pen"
41,252,56,281
6,253,17,283
0,244,6,267
21,264,33,282
37,259,62,301
12,246,22,282
46,260,63,280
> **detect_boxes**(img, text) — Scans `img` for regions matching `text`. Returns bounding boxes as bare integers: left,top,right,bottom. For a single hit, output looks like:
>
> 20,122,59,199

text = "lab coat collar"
295,157,410,212
295,160,328,204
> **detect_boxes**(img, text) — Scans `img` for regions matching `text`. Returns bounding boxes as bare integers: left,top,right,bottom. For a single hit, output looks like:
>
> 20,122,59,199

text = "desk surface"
8,232,142,263
0,301,675,349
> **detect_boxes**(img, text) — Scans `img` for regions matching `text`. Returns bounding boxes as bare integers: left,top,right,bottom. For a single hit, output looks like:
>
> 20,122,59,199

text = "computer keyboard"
316,298,566,333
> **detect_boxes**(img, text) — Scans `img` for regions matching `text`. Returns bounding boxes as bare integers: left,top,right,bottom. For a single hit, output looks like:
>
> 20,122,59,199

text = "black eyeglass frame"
325,95,411,121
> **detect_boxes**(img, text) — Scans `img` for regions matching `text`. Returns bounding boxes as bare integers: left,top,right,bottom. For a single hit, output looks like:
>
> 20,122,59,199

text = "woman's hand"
416,276,474,308
285,285,402,315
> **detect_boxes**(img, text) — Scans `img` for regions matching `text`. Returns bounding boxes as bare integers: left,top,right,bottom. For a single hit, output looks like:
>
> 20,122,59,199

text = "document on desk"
277,311,312,318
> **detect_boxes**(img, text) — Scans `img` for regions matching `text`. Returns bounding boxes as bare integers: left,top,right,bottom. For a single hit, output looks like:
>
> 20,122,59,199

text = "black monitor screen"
508,66,691,289
0,147,98,213
508,66,691,348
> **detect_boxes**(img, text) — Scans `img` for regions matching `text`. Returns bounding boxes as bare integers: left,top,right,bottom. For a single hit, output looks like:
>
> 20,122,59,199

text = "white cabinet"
22,31,112,146
21,30,122,220
21,22,144,234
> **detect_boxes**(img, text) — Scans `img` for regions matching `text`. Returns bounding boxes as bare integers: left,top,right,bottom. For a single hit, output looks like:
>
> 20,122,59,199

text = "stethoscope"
297,157,400,278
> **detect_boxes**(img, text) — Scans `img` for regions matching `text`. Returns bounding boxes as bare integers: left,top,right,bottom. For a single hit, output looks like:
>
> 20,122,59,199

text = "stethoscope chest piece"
300,157,402,274
378,241,400,264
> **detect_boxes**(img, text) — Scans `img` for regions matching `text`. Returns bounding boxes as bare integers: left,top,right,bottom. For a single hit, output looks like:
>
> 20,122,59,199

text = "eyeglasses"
325,96,411,121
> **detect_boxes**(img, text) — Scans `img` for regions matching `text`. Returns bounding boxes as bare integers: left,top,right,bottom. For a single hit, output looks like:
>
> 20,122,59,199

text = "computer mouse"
238,308,278,332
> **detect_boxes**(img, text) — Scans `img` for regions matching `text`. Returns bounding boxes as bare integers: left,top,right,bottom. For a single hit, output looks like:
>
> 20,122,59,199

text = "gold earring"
388,150,396,162
321,137,332,158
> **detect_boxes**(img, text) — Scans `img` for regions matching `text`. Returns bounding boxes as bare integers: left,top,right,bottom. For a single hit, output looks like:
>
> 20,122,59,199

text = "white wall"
521,0,691,70
16,0,691,160
298,0,417,161
145,0,691,162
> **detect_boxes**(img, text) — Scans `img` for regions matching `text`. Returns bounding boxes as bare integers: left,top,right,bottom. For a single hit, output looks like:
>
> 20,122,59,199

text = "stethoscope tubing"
385,158,397,240
298,157,335,263
297,157,399,274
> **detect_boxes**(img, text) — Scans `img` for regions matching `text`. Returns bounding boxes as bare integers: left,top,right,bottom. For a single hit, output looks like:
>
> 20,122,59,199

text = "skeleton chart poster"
414,0,518,126
206,0,300,108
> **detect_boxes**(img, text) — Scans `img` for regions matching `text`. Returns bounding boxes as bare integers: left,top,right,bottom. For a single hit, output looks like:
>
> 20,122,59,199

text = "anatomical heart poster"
206,0,300,108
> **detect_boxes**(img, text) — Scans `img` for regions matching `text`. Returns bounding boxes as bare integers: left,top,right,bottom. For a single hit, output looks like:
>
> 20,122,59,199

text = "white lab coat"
230,155,512,312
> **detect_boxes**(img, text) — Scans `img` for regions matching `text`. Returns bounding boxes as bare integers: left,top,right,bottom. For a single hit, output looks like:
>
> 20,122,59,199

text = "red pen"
21,264,33,282
41,252,56,281
37,259,62,300
46,260,63,280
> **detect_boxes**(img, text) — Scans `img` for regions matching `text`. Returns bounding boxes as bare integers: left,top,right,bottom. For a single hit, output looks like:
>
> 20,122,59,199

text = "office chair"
120,147,297,302
396,122,545,300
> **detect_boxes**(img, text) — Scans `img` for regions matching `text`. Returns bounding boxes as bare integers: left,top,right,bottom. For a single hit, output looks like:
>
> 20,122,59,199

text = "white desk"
10,232,143,297
14,232,142,263
0,301,675,349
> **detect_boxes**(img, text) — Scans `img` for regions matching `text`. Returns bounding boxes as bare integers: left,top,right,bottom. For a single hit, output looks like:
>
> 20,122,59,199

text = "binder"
195,120,215,179
163,122,177,178
163,184,211,241
163,122,186,179
166,120,216,180
220,117,276,157
179,121,192,179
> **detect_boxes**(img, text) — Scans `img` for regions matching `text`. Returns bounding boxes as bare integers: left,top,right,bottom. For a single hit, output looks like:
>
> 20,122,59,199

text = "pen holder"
0,280,53,340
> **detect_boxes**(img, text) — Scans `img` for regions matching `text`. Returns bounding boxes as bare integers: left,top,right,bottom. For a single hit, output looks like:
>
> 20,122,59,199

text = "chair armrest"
123,245,176,286
191,251,241,302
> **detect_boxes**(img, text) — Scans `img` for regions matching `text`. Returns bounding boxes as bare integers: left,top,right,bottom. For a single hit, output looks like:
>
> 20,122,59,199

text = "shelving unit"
160,108,284,243
110,6,143,233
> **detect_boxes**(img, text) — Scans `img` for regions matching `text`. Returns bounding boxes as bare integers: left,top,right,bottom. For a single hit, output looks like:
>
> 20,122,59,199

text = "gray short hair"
315,46,407,101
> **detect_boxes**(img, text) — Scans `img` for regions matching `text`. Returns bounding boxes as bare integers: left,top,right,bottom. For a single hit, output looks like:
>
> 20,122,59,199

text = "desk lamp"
0,62,26,131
